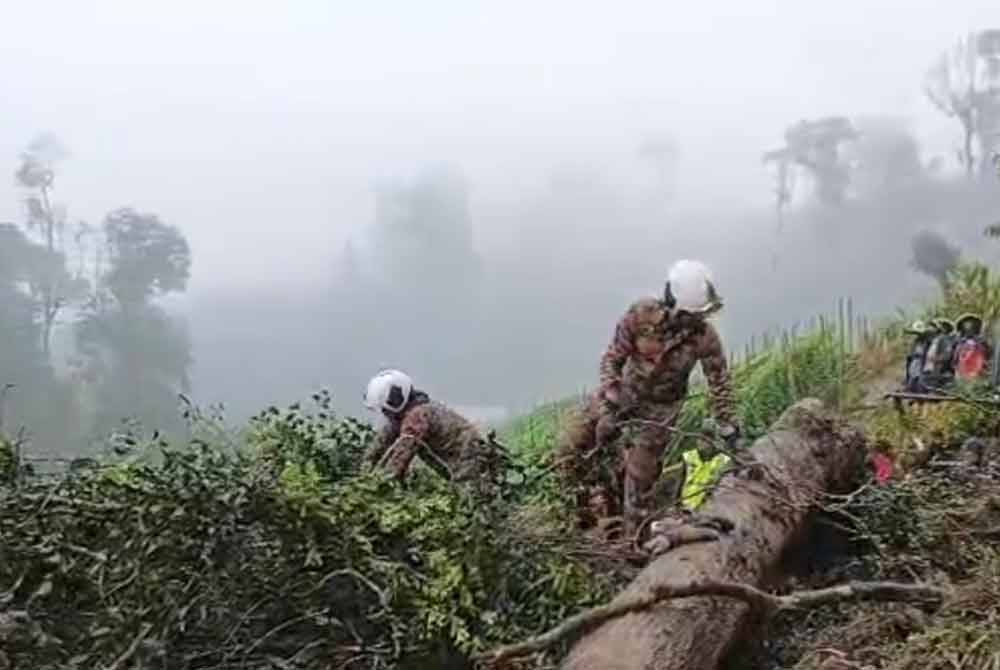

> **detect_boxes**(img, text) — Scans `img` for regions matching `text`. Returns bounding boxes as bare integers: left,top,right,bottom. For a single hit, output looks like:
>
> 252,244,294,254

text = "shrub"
0,395,614,669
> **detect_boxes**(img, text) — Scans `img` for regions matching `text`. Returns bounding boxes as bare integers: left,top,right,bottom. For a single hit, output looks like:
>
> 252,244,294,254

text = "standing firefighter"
362,369,502,491
556,260,741,536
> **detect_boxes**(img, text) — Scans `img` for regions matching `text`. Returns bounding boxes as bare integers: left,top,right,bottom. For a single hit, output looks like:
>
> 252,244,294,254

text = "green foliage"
499,322,856,500
942,262,1000,329
502,401,568,460
840,470,976,578
869,392,1000,459
676,328,852,453
247,390,375,481
0,398,612,669
890,261,1000,335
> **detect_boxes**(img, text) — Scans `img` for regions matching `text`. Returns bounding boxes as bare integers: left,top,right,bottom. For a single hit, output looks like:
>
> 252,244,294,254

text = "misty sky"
2,1,997,294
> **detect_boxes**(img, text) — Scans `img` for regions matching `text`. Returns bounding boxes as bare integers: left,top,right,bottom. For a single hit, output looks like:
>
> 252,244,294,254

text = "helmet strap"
385,385,407,413
663,281,676,309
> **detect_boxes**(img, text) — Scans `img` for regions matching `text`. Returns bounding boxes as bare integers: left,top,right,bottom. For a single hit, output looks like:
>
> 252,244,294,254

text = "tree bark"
560,398,868,670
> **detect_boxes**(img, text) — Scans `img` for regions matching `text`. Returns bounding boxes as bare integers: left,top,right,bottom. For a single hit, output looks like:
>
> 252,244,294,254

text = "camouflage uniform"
366,391,500,489
556,298,736,529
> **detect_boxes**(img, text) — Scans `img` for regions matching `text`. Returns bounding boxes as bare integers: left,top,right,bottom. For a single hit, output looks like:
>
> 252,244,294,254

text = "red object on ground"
871,452,893,484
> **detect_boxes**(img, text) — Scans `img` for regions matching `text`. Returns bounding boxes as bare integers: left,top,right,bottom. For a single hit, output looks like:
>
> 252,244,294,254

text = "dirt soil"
724,440,1000,670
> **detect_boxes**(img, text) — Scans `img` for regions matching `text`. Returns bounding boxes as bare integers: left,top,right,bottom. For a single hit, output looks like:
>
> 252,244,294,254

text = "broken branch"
475,579,946,665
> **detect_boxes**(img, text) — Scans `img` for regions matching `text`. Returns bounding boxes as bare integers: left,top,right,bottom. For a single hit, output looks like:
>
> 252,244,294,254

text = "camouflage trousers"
555,392,683,532
434,433,521,501
416,437,506,492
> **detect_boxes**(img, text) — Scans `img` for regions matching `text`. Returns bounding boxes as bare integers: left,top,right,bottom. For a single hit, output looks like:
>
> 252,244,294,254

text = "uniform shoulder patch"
400,403,435,433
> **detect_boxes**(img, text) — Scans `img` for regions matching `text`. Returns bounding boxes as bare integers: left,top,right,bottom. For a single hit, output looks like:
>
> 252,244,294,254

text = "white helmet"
666,259,721,314
364,369,413,413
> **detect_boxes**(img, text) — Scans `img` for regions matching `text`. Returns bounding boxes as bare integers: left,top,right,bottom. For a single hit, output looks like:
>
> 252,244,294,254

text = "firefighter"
555,259,741,537
362,369,502,490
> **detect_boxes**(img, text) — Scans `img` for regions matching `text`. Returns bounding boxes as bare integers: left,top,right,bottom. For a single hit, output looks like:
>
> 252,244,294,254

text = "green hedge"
0,397,613,669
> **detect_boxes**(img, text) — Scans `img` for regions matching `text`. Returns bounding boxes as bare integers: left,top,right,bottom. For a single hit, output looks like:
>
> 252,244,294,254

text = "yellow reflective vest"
680,449,731,511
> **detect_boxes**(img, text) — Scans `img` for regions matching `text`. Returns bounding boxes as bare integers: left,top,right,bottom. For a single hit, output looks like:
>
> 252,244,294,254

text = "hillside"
3,263,1000,669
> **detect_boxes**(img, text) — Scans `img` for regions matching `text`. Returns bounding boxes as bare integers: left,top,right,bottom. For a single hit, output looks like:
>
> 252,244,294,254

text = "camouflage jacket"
598,298,736,426
366,394,486,482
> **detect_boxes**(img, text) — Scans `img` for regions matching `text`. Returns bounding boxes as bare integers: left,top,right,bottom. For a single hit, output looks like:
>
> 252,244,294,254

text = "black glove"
719,423,743,452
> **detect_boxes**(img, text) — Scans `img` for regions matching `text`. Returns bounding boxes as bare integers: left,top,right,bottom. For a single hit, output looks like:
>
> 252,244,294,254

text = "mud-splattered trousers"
556,298,737,530
365,395,502,492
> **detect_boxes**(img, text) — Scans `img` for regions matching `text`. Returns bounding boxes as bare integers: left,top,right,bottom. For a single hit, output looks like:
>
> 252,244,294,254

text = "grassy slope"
740,264,1000,670
502,304,877,470
500,262,1000,670
3,264,999,669
771,266,1000,670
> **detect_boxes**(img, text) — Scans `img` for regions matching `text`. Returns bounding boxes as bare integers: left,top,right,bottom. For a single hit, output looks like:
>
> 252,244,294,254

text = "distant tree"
637,135,679,198
76,302,192,436
101,208,191,309
760,148,797,231
911,230,961,289
0,223,76,445
75,209,192,437
763,117,858,226
359,165,484,396
14,133,87,356
924,30,1000,176
842,116,924,194
369,165,481,290
0,224,51,381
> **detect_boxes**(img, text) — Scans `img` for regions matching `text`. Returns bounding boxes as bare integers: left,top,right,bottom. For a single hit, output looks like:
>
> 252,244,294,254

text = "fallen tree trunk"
560,398,869,670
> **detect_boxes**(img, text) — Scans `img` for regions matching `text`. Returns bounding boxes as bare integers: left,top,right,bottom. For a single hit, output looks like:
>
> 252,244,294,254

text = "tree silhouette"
637,135,679,199
14,133,85,356
911,230,961,289
74,209,192,439
763,117,858,227
924,30,1000,176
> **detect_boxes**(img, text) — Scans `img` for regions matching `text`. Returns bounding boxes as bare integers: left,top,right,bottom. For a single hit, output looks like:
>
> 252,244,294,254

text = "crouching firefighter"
362,369,504,493
555,259,741,537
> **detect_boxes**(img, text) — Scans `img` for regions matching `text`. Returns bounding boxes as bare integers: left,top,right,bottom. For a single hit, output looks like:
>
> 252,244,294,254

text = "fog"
2,2,1000,446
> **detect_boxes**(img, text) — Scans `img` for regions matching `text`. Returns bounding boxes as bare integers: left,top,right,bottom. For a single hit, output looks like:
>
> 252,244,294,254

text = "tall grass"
676,302,877,454
864,261,1000,460
505,298,884,465
941,263,1000,331
500,396,581,462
